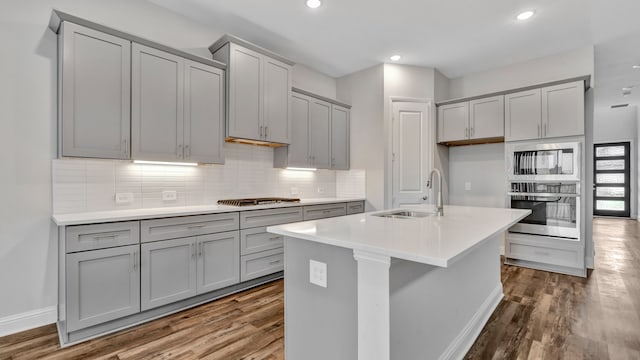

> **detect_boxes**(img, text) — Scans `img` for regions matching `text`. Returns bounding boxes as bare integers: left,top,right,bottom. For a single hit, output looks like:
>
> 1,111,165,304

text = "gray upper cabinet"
66,244,140,332
132,43,184,162
438,96,504,143
132,44,226,164
184,60,225,164
141,237,197,311
438,102,468,143
542,81,585,139
196,231,240,294
309,98,332,169
506,80,584,141
59,22,131,159
274,90,351,170
331,104,350,170
212,38,293,144
505,89,542,142
469,95,504,139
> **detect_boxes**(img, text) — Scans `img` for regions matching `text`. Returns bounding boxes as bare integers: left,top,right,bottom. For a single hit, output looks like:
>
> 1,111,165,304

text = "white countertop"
52,197,365,226
267,205,530,268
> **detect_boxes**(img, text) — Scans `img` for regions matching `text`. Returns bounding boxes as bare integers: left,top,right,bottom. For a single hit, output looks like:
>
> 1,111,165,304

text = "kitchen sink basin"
372,210,434,219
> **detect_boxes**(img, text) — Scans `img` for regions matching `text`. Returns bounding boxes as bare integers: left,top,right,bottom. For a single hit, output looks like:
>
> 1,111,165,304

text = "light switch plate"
317,187,325,194
290,187,299,196
309,259,327,288
115,192,134,204
162,190,177,201
465,182,472,191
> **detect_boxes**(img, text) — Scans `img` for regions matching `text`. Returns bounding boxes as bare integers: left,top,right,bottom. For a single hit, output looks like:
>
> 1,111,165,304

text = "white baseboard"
0,306,57,337
439,284,503,360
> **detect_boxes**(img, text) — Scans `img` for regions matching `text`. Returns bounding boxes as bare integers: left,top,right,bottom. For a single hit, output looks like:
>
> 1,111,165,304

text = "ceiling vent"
611,104,629,109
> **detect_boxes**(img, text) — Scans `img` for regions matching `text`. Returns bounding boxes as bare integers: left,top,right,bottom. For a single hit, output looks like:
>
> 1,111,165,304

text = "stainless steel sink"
372,210,434,219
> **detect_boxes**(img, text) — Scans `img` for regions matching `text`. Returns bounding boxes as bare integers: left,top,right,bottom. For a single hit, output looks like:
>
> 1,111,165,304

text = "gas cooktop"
217,197,301,207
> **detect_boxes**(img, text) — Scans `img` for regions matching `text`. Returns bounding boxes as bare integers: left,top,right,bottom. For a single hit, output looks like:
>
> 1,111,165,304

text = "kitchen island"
267,205,530,360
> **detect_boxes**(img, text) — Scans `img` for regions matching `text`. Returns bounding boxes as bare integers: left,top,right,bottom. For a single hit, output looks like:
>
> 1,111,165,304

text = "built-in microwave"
507,142,581,182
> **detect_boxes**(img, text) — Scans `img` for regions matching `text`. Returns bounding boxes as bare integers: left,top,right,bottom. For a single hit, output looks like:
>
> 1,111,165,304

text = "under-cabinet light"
390,55,401,61
286,167,317,171
133,160,198,167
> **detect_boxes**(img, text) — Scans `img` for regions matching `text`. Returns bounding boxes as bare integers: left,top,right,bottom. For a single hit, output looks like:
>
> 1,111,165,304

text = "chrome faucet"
427,169,444,216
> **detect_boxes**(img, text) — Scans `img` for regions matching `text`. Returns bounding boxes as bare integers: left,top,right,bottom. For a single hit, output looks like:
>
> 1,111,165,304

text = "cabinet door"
438,102,469,142
331,105,350,170
469,95,504,139
287,93,312,167
131,44,184,161
228,44,262,141
66,245,140,332
196,231,240,294
141,237,196,311
60,22,131,159
184,60,225,164
542,81,585,138
505,89,542,142
263,58,292,144
309,99,331,169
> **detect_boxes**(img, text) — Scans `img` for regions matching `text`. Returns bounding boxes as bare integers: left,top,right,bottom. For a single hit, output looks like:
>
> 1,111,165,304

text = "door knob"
422,196,428,200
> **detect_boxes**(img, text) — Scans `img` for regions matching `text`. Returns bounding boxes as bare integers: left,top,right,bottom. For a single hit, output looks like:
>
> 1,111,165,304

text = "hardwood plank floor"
1,217,638,359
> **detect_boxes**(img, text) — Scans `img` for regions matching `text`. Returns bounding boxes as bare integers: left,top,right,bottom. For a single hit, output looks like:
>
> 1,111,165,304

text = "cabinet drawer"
240,207,303,229
240,248,284,282
141,213,239,243
507,242,582,268
240,227,284,255
303,203,347,220
66,221,140,253
346,201,365,215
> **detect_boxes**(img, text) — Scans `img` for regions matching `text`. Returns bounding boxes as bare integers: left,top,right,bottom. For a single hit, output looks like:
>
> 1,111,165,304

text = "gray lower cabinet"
197,231,240,294
141,237,196,311
241,227,284,255
303,203,347,220
346,201,365,215
59,22,131,159
241,248,284,282
141,231,240,311
66,245,140,332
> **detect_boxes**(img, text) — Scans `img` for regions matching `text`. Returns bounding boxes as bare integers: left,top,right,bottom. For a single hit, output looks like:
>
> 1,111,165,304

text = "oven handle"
507,192,579,197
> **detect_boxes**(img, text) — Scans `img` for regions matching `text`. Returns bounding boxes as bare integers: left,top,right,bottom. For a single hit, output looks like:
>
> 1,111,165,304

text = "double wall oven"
507,142,581,239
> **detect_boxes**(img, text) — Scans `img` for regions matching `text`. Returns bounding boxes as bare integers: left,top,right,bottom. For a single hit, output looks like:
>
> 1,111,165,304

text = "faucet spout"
428,169,444,216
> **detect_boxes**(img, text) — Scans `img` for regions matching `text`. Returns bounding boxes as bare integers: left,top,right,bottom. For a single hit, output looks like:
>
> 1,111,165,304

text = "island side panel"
284,237,357,360
390,234,503,360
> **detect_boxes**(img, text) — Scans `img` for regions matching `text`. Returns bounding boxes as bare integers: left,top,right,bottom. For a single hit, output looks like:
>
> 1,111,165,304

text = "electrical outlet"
465,182,472,191
115,192,134,204
309,260,327,288
162,190,177,201
317,187,325,194
290,187,299,196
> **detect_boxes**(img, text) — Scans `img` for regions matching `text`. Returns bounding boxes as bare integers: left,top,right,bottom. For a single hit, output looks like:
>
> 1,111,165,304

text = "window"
594,142,631,217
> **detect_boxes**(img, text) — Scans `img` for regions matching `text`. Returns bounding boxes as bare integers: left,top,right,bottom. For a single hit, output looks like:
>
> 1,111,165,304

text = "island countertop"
267,205,530,267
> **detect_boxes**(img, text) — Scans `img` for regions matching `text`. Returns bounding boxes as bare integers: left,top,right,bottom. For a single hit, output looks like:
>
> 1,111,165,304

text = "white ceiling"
595,32,640,110
149,0,640,81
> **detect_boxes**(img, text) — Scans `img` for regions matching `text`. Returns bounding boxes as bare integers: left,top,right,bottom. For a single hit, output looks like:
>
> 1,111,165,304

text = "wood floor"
1,217,639,359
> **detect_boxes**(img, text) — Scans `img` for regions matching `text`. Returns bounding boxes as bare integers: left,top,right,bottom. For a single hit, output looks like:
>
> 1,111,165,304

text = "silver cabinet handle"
537,124,541,138
544,123,548,137
177,144,183,158
269,259,282,265
123,139,129,158
265,126,268,139
471,127,474,137
465,128,469,138
269,236,281,241
191,243,196,258
199,242,204,257
132,251,138,271
188,224,205,229
185,144,190,158
93,234,117,240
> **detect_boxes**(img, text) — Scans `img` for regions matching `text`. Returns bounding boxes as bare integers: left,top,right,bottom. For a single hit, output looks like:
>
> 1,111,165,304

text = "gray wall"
593,106,638,218
337,65,385,211
448,143,506,208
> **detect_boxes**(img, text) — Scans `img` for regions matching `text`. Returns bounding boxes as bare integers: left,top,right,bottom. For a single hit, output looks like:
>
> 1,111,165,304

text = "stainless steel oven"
508,182,580,239
507,142,580,182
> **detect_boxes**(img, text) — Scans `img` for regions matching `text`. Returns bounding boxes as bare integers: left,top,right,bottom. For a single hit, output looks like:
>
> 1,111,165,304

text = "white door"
392,101,432,207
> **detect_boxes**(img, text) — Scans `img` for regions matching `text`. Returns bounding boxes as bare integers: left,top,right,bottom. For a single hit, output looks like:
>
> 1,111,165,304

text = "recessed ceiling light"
516,10,535,21
306,0,321,9
390,55,401,61
633,65,640,69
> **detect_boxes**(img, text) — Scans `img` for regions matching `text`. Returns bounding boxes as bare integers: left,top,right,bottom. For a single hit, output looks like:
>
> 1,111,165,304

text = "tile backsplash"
53,143,365,214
